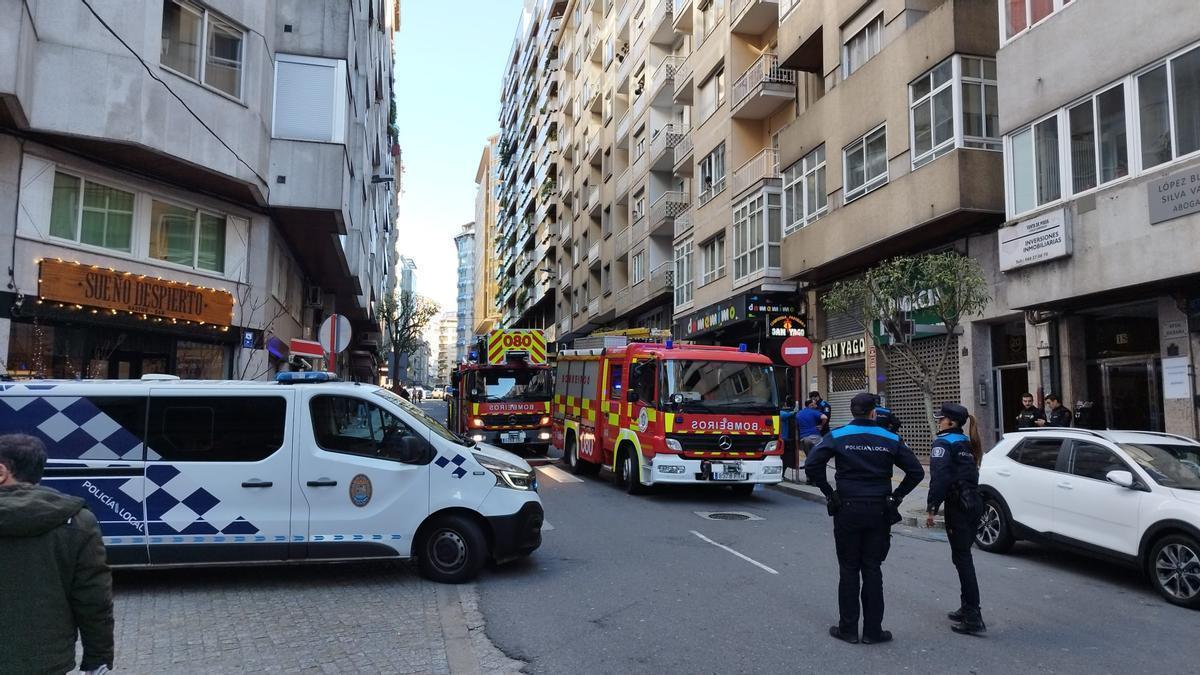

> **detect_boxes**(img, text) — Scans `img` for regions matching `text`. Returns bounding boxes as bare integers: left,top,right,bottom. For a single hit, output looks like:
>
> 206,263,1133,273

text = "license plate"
710,462,745,481
711,471,749,481
501,431,526,444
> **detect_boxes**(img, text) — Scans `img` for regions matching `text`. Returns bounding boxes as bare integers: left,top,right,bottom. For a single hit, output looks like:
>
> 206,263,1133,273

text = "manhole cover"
694,511,764,521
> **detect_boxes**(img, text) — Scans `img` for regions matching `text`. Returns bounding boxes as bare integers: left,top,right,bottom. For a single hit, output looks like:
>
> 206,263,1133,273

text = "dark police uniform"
1015,405,1045,428
926,404,985,633
806,398,924,643
1046,404,1073,427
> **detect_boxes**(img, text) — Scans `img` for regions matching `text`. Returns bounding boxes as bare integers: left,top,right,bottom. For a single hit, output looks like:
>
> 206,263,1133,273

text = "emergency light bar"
276,372,339,384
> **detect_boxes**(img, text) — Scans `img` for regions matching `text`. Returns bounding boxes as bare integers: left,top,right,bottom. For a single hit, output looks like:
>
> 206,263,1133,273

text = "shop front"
4,259,237,380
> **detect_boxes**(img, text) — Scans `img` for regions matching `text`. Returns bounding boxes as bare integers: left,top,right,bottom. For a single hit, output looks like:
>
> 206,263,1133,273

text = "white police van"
0,372,543,583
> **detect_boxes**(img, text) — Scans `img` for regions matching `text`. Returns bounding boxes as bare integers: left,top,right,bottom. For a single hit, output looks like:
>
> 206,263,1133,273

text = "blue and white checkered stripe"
434,453,469,479
103,533,406,545
0,394,156,462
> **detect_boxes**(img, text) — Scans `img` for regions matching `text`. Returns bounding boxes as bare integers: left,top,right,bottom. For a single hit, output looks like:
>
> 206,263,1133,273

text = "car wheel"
729,484,755,498
417,515,488,584
618,448,649,495
1149,534,1200,609
974,497,1015,553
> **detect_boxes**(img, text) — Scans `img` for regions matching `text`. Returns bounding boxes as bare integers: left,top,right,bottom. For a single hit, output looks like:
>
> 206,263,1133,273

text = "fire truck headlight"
763,465,783,475
473,452,536,491
471,434,485,442
657,464,685,474
539,416,551,426
538,432,551,440
764,440,778,453
471,417,485,428
665,438,683,453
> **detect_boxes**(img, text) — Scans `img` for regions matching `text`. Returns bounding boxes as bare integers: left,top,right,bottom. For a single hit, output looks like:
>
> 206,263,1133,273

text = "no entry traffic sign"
780,336,814,367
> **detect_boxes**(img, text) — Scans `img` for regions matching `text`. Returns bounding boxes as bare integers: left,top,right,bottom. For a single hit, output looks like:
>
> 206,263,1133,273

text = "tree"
380,290,440,387
822,252,990,441
233,284,289,380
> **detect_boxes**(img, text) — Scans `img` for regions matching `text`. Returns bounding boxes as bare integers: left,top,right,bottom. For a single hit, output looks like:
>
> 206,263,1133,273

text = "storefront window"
176,341,228,379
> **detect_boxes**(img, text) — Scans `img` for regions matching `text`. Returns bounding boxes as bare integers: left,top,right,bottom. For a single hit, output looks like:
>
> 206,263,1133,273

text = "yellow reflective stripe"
607,413,620,425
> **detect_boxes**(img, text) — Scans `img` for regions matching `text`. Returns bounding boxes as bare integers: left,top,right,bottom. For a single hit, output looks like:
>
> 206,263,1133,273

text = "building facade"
0,0,399,382
454,221,476,362
433,312,457,386
473,135,502,336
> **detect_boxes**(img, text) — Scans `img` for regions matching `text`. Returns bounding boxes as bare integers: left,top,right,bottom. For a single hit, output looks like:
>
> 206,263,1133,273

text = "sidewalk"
771,463,946,530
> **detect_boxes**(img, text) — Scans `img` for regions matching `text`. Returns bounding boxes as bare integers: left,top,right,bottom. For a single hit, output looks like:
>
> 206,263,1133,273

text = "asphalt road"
421,400,1199,674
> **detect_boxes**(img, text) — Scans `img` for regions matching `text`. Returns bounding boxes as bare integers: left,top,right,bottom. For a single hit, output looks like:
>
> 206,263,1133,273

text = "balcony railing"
586,184,601,212
559,220,571,241
732,53,796,109
614,226,631,255
779,0,799,19
674,53,694,99
673,206,693,238
587,296,600,317
651,56,683,96
649,261,674,294
673,129,694,167
616,167,631,197
674,0,691,15
587,241,601,264
559,316,571,335
650,191,690,225
730,148,780,197
649,0,674,39
649,124,684,164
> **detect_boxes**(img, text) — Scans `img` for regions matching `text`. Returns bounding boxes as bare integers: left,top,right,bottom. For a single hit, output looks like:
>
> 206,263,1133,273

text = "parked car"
977,428,1200,608
431,387,445,400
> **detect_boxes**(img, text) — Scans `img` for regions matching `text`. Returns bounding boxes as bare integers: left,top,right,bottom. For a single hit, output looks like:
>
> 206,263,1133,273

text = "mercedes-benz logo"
718,435,733,451
509,415,518,426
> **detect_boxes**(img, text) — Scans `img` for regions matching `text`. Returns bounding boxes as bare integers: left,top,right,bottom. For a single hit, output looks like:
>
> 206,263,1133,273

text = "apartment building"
433,312,457,386
984,0,1200,439
0,0,399,381
473,136,502,336
454,221,476,362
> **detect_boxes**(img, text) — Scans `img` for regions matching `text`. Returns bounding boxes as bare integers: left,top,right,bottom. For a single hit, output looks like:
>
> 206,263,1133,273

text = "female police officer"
925,402,987,636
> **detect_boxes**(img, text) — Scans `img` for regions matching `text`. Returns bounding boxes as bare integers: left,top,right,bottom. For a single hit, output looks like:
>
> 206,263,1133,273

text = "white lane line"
689,530,779,575
542,520,555,531
536,465,584,483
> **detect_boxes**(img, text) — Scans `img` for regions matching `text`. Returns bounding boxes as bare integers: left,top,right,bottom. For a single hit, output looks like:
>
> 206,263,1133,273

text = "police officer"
1044,394,1073,427
874,405,901,434
809,390,832,435
925,402,986,636
806,393,925,645
1015,392,1045,428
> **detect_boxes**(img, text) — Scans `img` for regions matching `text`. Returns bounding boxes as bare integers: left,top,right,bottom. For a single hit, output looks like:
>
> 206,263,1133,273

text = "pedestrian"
806,393,925,645
779,395,799,481
925,403,987,636
796,399,828,480
1015,392,1046,428
809,390,832,435
874,405,902,434
0,434,114,675
1044,394,1072,427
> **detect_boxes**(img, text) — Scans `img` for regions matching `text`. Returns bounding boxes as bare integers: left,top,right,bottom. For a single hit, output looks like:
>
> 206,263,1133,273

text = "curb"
771,481,947,531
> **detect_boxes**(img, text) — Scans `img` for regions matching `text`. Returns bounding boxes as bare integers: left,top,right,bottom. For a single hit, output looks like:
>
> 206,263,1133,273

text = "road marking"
689,530,779,575
537,465,584,483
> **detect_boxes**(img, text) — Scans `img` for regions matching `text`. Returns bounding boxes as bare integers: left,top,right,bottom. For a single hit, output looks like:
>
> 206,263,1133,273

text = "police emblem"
349,474,373,507
931,447,946,458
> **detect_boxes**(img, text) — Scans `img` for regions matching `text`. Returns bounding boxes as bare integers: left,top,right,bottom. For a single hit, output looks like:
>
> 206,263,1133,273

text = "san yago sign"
998,207,1072,271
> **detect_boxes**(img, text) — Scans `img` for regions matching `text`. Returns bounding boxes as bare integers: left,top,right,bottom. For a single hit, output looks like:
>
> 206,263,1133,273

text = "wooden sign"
39,259,234,326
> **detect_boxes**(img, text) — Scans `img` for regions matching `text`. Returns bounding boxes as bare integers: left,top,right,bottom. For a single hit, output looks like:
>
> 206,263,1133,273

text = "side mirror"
384,435,429,464
1106,470,1136,489
627,391,639,403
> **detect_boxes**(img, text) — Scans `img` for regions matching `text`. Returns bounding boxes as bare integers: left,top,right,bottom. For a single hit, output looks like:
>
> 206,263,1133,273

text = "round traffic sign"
780,336,814,367
319,314,352,354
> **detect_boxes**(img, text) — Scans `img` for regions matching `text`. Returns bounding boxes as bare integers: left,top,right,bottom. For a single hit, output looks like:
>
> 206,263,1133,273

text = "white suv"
976,428,1200,609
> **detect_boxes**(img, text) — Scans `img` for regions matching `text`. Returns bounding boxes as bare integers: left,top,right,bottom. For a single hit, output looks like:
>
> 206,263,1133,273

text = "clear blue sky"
394,0,524,311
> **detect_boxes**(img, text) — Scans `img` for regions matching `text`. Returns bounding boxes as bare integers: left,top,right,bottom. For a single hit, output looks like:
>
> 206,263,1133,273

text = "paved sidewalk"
773,463,947,529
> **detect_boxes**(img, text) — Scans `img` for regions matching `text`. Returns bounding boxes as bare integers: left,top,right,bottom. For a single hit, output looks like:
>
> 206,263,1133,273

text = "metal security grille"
882,335,960,457
823,310,862,339
826,363,867,428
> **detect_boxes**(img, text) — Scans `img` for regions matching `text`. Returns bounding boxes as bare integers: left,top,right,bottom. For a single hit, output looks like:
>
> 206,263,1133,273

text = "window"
148,396,286,462
49,172,134,252
608,363,624,399
160,0,244,98
1070,442,1130,482
634,129,646,159
632,251,646,284
697,67,726,122
1008,437,1063,471
1138,45,1200,170
698,0,724,38
1004,0,1072,42
1066,85,1129,195
843,125,887,202
700,235,725,286
843,13,883,78
310,396,431,463
633,190,646,220
961,57,1000,149
273,54,348,143
782,145,827,234
909,56,999,169
674,238,694,305
150,200,226,272
1008,116,1060,215
698,143,726,206
910,60,954,167
733,192,782,281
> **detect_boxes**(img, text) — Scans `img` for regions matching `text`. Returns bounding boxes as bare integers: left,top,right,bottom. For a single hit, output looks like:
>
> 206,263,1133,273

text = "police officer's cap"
850,392,879,416
935,402,969,426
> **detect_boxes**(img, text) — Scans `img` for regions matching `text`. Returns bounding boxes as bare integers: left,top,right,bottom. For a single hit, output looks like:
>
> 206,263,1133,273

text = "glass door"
1101,358,1163,431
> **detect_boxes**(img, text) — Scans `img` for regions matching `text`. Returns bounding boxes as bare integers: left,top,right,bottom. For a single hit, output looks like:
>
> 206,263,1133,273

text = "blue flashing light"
738,343,747,352
469,350,478,361
276,371,339,384
665,339,673,349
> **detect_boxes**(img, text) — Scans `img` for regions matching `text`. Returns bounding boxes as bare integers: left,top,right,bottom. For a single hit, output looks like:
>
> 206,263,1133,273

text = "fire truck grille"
482,414,544,428
668,434,773,457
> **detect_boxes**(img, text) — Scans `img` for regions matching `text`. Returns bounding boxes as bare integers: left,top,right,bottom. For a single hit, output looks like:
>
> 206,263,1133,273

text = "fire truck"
448,329,554,455
553,329,783,495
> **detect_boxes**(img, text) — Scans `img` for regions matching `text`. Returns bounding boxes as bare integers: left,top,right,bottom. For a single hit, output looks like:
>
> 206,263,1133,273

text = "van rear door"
144,388,295,563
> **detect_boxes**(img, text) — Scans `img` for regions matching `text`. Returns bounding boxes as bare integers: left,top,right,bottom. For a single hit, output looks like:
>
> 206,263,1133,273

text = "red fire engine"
553,330,783,495
448,329,554,455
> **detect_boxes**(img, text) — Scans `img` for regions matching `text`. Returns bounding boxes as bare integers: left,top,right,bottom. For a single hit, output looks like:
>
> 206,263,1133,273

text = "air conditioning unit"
305,286,323,308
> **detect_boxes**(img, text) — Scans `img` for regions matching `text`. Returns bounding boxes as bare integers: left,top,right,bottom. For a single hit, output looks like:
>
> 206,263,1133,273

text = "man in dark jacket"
1045,394,1073,427
0,434,114,675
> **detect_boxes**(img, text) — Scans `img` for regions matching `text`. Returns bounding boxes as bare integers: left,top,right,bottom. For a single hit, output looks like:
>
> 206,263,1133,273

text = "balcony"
673,129,694,174
673,0,693,32
649,124,685,172
560,126,575,158
730,148,780,198
731,0,779,35
586,296,600,318
648,0,675,45
559,316,571,337
586,184,601,214
673,53,694,104
614,226,631,257
616,167,631,199
559,219,572,243
649,261,674,296
586,81,602,112
673,206,693,238
615,286,632,316
615,40,637,89
649,191,689,235
616,109,632,146
650,56,682,106
731,53,796,119
587,241,601,267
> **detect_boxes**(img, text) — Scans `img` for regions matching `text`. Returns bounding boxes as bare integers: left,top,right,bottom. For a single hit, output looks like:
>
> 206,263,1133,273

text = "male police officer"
806,393,925,645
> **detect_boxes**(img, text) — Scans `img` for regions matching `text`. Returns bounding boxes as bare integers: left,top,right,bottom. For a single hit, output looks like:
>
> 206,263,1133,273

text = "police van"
0,373,543,583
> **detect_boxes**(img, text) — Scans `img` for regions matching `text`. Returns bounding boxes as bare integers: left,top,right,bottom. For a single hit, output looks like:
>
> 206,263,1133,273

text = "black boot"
947,607,965,622
951,608,986,636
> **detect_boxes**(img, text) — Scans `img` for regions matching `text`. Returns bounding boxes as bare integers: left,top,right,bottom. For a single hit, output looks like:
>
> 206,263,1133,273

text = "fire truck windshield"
467,368,553,402
661,360,778,414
